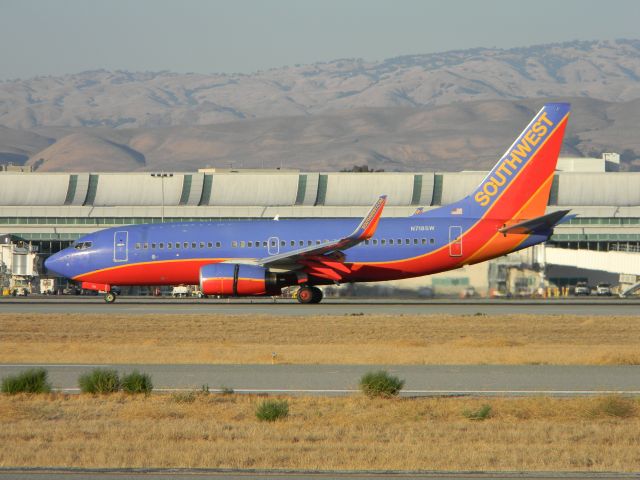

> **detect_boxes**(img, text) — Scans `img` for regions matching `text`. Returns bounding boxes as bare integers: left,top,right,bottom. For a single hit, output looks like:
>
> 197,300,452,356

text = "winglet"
350,195,387,240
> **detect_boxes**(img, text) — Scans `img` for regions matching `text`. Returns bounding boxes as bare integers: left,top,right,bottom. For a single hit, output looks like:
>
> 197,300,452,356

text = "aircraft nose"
44,251,66,276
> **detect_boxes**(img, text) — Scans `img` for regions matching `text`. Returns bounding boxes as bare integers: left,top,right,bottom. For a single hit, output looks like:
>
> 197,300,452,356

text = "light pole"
151,173,173,223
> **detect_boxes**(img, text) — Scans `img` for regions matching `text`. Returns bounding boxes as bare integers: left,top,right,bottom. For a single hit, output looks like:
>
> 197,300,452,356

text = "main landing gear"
104,292,117,303
297,286,323,304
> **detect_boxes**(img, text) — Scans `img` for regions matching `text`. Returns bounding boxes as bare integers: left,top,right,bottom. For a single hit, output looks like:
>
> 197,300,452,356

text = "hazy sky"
1,0,639,79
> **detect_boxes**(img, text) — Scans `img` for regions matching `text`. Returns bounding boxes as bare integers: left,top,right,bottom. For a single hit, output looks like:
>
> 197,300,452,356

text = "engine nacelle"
199,263,298,297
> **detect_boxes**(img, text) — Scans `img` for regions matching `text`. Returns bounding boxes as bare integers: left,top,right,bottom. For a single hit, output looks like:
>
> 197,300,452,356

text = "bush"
359,370,405,398
1,368,52,394
463,404,493,421
172,391,196,404
256,399,289,421
121,370,153,394
587,396,636,418
78,368,120,394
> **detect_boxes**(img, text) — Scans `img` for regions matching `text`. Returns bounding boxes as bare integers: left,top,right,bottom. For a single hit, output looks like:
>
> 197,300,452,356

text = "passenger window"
240,241,246,248
422,238,427,245
143,243,149,249
207,242,212,248
364,240,370,245
175,243,180,249
307,240,312,246
135,243,141,249
191,242,197,249
299,240,304,246
183,242,189,249
389,239,394,245
373,239,378,245
413,238,418,245
280,240,285,247
405,239,410,245
316,240,321,245
232,241,238,248
430,238,435,244
159,243,164,249
167,242,172,249
290,240,295,247
216,242,221,248
248,241,253,247
200,242,205,249
263,241,268,247
381,239,386,245
151,243,156,249
270,240,276,247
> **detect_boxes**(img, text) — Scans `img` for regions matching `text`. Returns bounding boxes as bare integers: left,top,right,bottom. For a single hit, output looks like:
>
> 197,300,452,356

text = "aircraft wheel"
297,286,314,304
104,292,117,304
310,286,323,304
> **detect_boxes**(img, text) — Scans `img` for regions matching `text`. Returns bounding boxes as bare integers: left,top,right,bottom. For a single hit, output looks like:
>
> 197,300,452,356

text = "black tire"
310,286,323,304
104,292,116,303
297,286,314,304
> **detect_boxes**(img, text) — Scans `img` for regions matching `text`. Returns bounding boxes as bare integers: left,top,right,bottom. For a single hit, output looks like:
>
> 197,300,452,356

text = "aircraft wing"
258,195,387,269
498,209,571,235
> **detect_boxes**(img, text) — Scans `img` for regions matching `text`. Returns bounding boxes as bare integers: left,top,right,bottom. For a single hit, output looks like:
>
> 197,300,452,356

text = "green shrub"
359,370,405,398
121,370,153,394
463,404,493,421
256,399,289,421
1,368,52,394
587,396,636,418
78,368,120,394
172,391,196,403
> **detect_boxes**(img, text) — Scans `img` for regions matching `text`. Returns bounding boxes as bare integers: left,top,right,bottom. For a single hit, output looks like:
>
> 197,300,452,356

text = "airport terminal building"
1,158,640,295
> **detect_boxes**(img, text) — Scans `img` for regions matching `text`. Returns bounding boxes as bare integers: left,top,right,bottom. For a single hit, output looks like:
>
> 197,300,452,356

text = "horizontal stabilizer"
498,210,571,235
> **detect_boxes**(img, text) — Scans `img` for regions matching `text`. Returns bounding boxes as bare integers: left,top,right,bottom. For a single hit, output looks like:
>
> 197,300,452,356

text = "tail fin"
425,103,570,221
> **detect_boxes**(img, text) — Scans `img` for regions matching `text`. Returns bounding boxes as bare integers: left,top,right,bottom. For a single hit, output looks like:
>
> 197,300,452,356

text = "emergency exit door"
448,226,463,257
113,231,128,262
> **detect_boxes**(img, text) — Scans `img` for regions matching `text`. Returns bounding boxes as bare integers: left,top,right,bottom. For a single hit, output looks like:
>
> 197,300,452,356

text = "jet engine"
199,263,298,296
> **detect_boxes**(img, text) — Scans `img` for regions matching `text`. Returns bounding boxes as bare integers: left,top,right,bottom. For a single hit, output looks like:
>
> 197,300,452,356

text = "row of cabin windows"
230,238,436,248
133,237,437,251
135,241,221,250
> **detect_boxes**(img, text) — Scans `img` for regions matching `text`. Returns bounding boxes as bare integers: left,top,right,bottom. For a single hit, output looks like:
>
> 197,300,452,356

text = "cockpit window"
74,241,93,250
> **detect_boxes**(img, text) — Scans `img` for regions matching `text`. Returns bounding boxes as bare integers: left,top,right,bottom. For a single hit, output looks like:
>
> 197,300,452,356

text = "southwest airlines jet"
45,103,571,304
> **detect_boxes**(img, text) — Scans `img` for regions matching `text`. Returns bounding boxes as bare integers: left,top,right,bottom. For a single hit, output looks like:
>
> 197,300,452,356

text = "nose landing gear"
296,286,323,304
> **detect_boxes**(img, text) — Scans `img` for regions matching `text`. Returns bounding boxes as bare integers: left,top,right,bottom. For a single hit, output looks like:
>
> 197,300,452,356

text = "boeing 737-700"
45,103,571,304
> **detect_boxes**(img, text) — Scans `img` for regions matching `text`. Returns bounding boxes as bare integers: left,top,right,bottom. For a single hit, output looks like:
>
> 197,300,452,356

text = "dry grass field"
1,393,639,471
1,313,639,365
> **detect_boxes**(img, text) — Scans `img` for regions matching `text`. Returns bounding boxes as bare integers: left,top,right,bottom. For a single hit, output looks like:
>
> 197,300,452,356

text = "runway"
1,364,638,396
1,297,640,315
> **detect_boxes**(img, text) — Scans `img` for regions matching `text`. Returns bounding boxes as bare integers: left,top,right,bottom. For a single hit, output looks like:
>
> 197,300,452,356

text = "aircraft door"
113,231,128,262
448,226,463,257
267,236,280,256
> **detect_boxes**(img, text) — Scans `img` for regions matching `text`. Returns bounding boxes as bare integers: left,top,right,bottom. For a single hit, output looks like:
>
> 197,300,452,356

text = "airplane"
45,102,571,304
